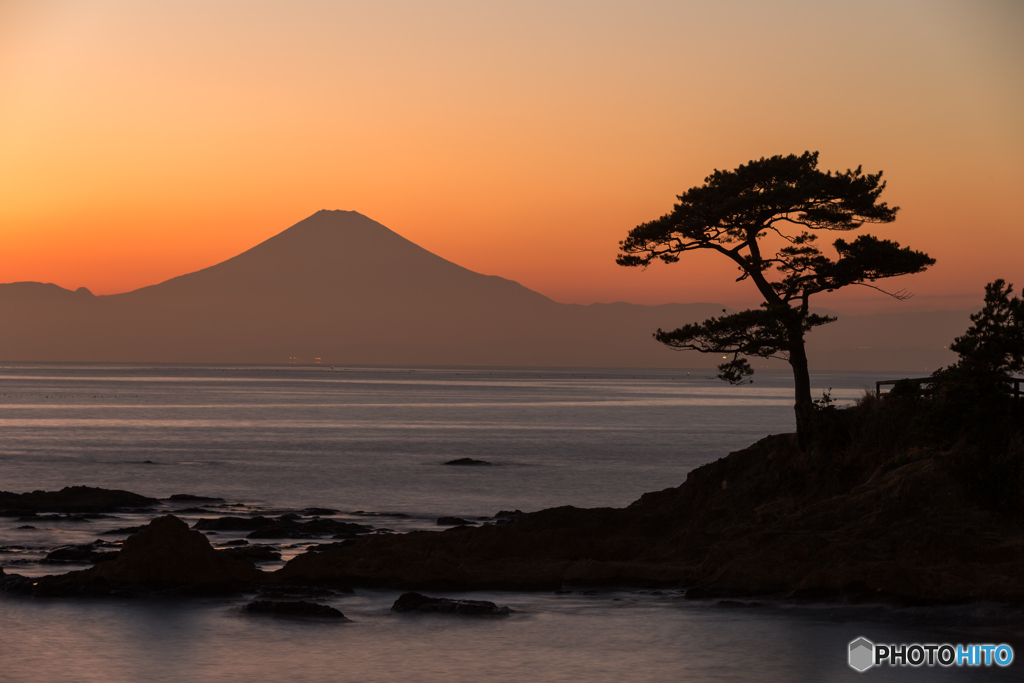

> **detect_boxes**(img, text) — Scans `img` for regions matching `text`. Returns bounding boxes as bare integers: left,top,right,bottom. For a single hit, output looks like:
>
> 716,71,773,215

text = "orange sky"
1,0,1021,313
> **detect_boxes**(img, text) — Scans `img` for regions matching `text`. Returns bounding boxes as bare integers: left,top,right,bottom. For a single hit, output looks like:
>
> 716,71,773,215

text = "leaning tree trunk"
788,329,814,451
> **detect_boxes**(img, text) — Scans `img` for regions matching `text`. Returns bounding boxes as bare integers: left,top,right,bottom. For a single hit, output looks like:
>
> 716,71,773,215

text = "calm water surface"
0,365,1018,682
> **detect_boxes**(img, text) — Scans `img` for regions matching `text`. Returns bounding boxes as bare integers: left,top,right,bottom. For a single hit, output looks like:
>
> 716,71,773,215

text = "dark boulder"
300,508,340,516
42,544,120,564
243,600,347,619
167,494,226,503
217,545,281,562
4,515,264,597
444,458,492,466
391,592,511,615
0,486,158,513
494,510,523,524
77,515,262,588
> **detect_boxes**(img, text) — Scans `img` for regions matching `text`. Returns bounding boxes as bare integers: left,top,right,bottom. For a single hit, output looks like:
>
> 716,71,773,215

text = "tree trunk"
788,330,813,451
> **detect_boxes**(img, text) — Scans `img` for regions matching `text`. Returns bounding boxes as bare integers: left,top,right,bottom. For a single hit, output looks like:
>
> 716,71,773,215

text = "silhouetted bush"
807,279,1023,514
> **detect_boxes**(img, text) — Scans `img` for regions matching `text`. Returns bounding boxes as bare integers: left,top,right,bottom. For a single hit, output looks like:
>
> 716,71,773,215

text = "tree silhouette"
618,152,935,447
949,279,1024,378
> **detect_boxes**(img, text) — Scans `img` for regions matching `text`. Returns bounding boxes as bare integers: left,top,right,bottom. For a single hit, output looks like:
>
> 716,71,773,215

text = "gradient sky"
1,0,1021,313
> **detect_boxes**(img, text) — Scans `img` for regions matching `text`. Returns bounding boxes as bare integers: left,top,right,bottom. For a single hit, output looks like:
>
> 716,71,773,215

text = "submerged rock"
300,508,340,516
391,592,511,615
167,494,226,503
436,517,475,526
444,458,492,466
192,515,372,539
17,514,105,523
100,526,145,536
246,518,373,540
258,584,352,598
243,600,347,619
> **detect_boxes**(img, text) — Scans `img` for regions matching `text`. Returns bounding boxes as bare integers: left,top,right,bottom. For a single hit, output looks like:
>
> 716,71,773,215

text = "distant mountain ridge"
0,210,965,370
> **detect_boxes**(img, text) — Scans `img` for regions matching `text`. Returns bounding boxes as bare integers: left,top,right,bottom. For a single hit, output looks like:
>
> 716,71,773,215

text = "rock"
94,515,261,582
436,517,475,526
0,486,158,513
167,494,226,503
27,515,264,595
274,434,1024,603
300,508,340,516
217,545,281,562
243,600,347,618
391,592,511,615
42,544,120,564
444,458,492,466
224,539,249,546
494,510,523,525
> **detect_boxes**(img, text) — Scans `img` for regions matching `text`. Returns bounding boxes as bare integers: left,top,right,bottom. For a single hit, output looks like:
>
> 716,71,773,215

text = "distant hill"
0,210,967,370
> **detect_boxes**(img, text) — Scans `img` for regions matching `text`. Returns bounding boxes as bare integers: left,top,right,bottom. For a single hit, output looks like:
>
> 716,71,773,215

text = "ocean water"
0,364,1019,682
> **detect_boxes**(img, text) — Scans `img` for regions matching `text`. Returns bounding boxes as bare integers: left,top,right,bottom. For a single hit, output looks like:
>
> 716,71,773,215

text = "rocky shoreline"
2,434,1022,605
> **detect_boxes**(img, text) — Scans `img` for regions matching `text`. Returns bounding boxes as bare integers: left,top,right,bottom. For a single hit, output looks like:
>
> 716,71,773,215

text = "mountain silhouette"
0,210,966,370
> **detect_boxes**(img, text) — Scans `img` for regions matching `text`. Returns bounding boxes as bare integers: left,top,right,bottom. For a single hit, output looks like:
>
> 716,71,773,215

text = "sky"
1,0,1021,313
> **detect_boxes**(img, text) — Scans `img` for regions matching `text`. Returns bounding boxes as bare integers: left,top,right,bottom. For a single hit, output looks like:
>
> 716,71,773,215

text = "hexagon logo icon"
849,637,875,672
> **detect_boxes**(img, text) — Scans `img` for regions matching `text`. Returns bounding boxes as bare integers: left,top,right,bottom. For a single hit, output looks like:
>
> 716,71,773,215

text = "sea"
0,364,1019,682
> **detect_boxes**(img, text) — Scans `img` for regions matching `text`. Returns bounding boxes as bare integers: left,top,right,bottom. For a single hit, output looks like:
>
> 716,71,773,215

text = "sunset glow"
1,0,1021,312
